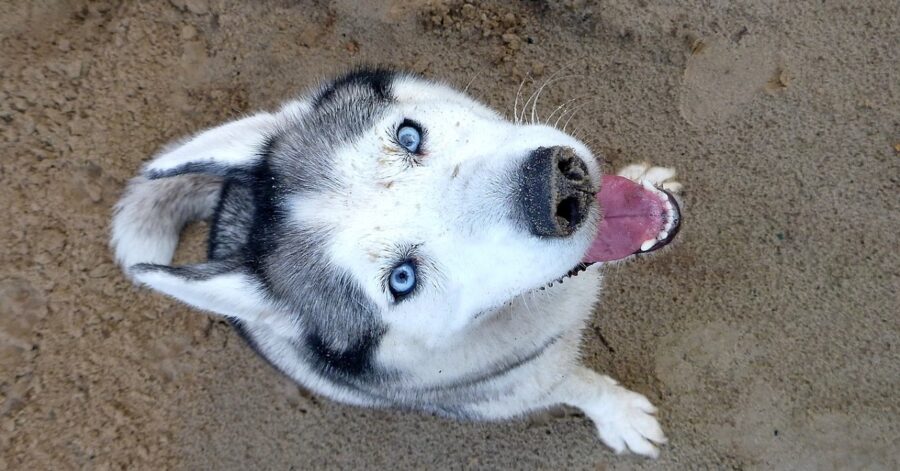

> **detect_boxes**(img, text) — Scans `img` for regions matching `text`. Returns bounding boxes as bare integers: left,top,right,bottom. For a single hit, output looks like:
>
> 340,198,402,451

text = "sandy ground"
1,0,898,469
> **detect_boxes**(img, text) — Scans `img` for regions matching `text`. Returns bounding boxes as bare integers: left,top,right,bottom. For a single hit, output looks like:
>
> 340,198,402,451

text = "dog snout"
519,146,594,238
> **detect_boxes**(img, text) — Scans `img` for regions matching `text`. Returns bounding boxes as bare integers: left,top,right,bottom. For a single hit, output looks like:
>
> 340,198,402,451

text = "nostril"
557,153,586,183
556,154,571,172
556,196,581,231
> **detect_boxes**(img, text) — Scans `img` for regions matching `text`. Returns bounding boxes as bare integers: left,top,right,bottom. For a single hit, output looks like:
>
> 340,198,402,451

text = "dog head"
288,72,601,339
127,69,673,382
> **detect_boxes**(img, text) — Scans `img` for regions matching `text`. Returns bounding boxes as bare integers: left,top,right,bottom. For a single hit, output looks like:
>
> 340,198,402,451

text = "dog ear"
141,112,279,180
130,260,275,324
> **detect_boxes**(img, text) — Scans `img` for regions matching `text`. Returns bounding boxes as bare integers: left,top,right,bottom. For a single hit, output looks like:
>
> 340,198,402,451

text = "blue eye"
396,122,422,153
388,261,417,299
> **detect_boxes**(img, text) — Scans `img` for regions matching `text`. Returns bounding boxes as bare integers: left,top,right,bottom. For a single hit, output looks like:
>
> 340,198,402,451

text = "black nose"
518,146,594,238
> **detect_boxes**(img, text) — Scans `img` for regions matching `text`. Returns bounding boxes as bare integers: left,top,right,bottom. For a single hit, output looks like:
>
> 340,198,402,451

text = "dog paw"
616,163,682,194
586,380,667,458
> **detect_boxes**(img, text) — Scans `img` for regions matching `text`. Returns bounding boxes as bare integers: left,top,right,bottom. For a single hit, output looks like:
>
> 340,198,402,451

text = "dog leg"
551,366,666,457
459,346,665,457
616,163,682,193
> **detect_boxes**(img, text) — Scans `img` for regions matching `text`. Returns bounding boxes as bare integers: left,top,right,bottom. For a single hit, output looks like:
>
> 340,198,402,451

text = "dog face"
290,74,601,345
128,69,602,382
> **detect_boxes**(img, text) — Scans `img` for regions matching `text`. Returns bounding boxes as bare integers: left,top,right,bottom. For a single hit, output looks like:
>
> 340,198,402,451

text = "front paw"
587,379,667,458
616,163,682,194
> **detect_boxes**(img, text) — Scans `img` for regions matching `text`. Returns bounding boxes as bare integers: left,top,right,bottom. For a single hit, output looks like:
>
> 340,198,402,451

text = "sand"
1,0,897,469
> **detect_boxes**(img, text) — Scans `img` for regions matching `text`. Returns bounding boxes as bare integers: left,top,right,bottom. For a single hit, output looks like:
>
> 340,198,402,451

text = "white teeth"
638,179,679,253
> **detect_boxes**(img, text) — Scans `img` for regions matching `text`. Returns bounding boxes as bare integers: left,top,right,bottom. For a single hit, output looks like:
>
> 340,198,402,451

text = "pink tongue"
583,175,667,263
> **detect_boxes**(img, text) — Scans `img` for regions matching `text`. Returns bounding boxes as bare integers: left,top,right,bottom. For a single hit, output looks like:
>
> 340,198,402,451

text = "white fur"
130,269,291,328
144,113,277,174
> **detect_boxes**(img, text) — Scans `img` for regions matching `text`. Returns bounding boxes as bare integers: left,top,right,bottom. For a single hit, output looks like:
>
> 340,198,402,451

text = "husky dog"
111,69,682,457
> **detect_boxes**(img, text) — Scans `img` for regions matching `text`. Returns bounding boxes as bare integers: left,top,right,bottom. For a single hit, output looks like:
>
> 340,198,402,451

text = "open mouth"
586,175,682,262
538,175,682,290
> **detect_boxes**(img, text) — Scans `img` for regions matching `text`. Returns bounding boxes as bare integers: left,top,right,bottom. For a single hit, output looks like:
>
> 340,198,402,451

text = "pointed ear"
130,260,273,324
142,112,278,180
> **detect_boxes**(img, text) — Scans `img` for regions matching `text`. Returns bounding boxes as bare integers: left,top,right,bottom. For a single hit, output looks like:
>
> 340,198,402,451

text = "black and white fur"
111,69,680,457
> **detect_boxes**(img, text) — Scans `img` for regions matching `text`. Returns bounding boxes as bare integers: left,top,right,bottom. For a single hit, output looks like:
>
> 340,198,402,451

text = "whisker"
546,95,591,127
515,58,593,127
553,92,599,129
553,106,574,129
519,74,544,124
520,57,590,124
514,74,534,123
562,99,598,133
462,70,482,95
530,73,581,125
582,137,601,151
527,69,563,125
